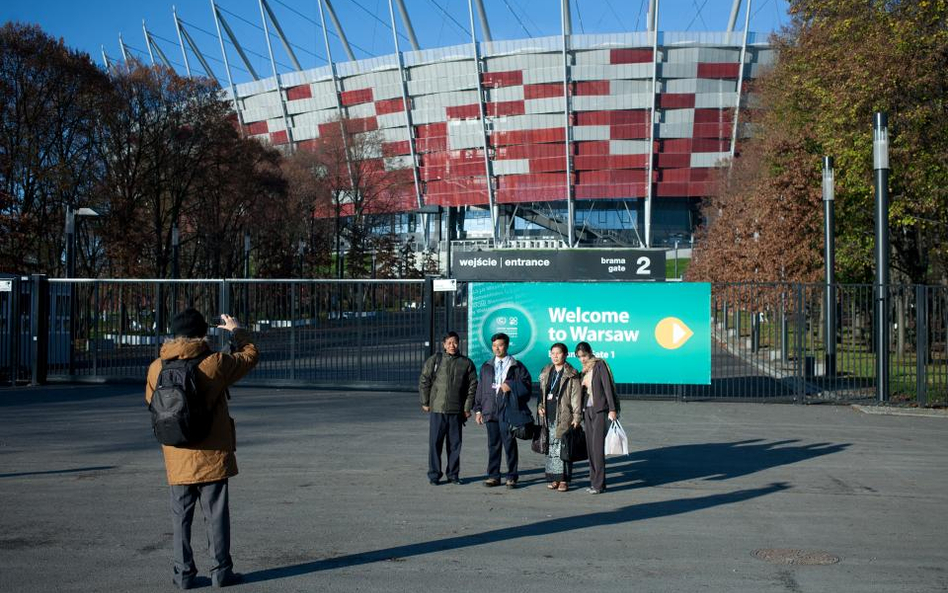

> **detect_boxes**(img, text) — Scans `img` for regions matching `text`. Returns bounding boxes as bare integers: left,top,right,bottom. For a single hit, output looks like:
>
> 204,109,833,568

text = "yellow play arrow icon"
655,317,694,350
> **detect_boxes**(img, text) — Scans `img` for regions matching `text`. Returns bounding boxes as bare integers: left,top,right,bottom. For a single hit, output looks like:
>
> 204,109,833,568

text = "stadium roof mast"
316,0,358,215
473,0,493,41
172,6,191,76
323,0,357,61
729,0,751,158
143,21,155,64
211,4,260,80
258,0,295,150
727,0,743,33
260,0,303,70
467,0,500,246
386,0,423,212
210,0,246,132
393,0,420,51
143,22,174,68
561,0,576,247
645,0,660,246
118,33,130,64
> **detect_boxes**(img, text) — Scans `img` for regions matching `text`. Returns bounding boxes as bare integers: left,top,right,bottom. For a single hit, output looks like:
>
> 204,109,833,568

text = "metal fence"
2,277,946,405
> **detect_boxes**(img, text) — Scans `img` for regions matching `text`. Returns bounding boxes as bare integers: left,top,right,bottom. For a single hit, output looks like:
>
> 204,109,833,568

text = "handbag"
604,418,629,456
559,424,588,462
531,422,549,454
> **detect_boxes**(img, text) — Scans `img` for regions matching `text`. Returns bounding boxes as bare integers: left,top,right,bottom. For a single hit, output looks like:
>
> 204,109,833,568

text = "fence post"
794,283,805,403
357,282,364,381
751,311,760,353
155,282,164,356
92,281,99,376
424,275,435,357
9,276,21,386
30,274,49,386
781,291,789,363
218,280,230,350
915,284,928,407
290,282,297,382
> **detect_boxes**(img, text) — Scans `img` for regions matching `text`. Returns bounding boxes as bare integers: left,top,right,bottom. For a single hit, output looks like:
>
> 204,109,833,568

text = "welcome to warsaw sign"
451,249,666,282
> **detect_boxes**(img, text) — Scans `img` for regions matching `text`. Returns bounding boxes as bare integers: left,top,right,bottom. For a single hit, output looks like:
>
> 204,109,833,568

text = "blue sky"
5,0,789,83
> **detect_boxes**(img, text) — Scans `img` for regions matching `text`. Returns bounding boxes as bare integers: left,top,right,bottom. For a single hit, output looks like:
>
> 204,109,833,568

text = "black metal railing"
2,277,945,405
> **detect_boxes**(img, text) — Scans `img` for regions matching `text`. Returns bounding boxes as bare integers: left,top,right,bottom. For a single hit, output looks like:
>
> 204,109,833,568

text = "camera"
209,315,224,326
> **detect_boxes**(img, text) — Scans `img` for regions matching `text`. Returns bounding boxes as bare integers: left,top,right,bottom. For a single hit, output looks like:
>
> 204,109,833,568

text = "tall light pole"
873,113,890,402
823,156,836,377
64,207,100,278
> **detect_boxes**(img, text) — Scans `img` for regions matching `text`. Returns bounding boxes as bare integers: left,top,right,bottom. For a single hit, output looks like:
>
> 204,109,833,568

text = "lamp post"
823,156,836,377
63,206,100,376
64,207,101,278
873,113,890,402
171,223,180,314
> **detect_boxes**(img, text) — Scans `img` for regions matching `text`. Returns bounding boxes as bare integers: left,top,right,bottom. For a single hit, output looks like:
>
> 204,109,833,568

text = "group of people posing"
419,331,620,494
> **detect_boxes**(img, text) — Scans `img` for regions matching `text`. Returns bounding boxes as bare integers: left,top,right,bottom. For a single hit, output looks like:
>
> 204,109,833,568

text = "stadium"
129,0,776,250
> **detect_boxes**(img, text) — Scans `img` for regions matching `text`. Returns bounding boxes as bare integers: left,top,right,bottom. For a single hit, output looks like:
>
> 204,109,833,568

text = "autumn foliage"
689,0,948,284
0,22,416,280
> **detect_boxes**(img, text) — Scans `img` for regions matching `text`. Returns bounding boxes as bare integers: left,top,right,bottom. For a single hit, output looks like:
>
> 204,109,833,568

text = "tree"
690,0,948,284
308,117,414,278
0,23,112,274
96,64,240,277
277,149,333,278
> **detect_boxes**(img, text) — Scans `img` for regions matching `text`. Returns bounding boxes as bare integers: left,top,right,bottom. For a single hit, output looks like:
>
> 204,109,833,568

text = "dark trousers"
428,412,464,481
486,419,519,481
584,409,608,491
170,479,233,585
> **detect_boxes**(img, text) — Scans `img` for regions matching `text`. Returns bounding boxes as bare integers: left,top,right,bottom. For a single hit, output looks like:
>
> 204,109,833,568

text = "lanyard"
547,369,561,399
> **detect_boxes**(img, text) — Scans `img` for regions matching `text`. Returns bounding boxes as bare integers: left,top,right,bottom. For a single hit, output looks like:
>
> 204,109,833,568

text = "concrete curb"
851,404,948,418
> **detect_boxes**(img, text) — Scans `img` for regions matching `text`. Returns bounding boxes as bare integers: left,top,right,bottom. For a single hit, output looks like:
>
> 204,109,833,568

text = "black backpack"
149,352,214,446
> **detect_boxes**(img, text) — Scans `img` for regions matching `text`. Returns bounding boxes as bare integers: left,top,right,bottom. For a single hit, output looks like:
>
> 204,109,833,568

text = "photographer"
145,309,258,589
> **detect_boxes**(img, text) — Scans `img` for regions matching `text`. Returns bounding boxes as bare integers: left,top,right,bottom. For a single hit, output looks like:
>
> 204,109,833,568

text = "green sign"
467,282,711,385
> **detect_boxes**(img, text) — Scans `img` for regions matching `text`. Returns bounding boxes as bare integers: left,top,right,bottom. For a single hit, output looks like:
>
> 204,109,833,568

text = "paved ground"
1,384,946,593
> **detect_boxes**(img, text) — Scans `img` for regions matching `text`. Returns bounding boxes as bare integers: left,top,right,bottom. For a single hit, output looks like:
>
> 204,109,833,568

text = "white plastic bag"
604,418,629,456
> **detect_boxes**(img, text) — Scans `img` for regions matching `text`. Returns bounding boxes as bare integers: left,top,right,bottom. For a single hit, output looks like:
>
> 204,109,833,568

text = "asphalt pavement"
1,384,946,592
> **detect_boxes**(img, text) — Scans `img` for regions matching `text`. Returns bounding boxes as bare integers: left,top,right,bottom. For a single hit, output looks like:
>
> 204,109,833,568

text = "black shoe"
448,477,462,485
429,479,440,485
213,571,243,588
484,478,501,487
174,578,195,591
506,480,517,490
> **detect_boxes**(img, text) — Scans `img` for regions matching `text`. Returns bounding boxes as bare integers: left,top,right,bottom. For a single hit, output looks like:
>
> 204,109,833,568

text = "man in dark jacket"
419,331,478,485
473,332,533,489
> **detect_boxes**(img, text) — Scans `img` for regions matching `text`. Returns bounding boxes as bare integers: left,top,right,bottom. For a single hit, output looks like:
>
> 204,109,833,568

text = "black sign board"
450,249,666,282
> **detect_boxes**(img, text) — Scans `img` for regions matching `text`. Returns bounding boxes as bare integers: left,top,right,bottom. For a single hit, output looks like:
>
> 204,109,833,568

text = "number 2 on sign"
636,256,650,275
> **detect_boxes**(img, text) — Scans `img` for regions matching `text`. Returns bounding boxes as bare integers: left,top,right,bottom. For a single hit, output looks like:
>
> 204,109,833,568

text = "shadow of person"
242,482,789,584
601,438,850,492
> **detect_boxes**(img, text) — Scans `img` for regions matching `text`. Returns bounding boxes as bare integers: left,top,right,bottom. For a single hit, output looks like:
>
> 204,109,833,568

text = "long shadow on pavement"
244,438,848,584
243,483,789,584
464,438,850,491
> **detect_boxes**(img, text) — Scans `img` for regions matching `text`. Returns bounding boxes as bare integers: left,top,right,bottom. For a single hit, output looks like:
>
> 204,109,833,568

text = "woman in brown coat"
537,343,582,491
576,341,618,495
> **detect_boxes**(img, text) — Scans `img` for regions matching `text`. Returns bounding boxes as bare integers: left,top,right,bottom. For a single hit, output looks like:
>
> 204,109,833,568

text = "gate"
2,276,946,405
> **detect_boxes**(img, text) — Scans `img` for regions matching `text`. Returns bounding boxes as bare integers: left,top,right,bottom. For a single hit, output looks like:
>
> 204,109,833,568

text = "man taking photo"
145,309,258,589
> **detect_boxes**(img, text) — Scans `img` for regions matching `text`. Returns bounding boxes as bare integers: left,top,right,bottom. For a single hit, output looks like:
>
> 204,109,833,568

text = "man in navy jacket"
473,333,533,489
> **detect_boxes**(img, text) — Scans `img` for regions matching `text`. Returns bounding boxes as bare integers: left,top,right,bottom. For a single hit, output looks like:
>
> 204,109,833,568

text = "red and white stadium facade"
228,31,774,246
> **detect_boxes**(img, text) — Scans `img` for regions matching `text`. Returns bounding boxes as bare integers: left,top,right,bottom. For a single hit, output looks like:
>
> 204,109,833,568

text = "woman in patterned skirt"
537,343,583,491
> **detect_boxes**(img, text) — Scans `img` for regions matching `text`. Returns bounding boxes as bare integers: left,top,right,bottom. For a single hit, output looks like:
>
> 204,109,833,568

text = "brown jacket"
538,362,582,439
145,329,259,486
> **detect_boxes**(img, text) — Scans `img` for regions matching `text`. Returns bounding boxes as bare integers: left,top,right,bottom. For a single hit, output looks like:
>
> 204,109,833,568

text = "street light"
64,206,101,278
